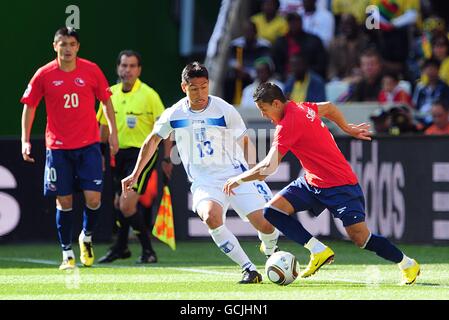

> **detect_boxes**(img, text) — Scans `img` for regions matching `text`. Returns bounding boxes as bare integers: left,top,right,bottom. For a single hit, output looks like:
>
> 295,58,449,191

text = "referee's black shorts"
112,147,158,195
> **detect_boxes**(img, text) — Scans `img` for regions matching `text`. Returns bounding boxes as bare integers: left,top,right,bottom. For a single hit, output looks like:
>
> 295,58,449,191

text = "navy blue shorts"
278,176,366,227
43,143,103,196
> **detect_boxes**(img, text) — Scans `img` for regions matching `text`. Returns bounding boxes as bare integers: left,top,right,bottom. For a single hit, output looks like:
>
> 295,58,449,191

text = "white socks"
62,249,75,260
209,225,257,271
258,228,280,255
79,231,92,243
304,237,327,254
398,254,415,270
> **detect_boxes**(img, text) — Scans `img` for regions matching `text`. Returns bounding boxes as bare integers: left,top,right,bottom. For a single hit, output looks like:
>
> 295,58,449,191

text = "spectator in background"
251,0,289,45
378,71,412,107
278,0,329,15
413,58,449,125
425,100,449,135
388,105,423,135
409,15,447,82
347,48,383,102
332,0,370,28
370,109,392,135
328,13,370,81
369,105,423,135
419,34,449,86
283,53,326,102
431,35,449,85
224,21,272,103
367,0,421,77
420,16,447,60
272,12,327,80
240,56,284,108
300,0,335,49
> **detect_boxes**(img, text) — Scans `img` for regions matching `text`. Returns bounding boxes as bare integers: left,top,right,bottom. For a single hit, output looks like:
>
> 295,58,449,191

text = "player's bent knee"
86,200,101,210
203,215,222,229
56,197,73,210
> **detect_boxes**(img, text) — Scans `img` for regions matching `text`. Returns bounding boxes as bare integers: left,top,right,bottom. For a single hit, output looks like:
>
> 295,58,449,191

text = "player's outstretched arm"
161,137,174,180
238,134,257,169
223,146,283,195
21,105,36,163
317,102,372,141
122,133,162,197
101,98,119,155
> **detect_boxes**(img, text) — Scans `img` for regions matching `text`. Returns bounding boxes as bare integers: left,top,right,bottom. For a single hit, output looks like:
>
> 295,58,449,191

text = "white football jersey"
152,95,249,183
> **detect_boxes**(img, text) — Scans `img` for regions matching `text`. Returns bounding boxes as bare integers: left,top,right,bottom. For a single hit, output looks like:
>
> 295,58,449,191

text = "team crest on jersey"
306,107,316,122
52,80,64,86
22,84,32,98
74,77,86,87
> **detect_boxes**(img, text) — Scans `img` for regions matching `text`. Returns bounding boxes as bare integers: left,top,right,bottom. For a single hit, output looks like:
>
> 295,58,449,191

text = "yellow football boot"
401,259,420,285
300,247,335,278
79,235,94,267
59,257,76,270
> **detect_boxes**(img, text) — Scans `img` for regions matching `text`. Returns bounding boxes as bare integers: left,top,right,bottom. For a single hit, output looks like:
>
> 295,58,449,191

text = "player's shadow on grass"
415,283,444,287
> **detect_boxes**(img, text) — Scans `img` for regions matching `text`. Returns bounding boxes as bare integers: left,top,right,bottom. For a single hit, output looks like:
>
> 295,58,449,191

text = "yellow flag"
152,185,176,250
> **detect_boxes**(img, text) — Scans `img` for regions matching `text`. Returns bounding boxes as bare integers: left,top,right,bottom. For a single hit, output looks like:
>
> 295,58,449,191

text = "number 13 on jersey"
194,127,214,158
197,140,214,158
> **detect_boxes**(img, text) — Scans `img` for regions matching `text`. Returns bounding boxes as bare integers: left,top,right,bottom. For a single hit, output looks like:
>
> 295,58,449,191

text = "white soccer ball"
265,251,299,286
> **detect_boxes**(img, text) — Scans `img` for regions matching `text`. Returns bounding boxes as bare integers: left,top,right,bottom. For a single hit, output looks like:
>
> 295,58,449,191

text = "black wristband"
100,143,108,155
162,157,171,163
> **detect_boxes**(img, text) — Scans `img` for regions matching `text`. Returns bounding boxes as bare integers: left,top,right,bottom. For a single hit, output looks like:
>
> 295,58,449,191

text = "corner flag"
152,185,176,250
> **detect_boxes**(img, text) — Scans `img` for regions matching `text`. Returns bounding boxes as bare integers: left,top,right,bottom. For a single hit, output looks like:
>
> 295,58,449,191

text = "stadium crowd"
224,0,449,135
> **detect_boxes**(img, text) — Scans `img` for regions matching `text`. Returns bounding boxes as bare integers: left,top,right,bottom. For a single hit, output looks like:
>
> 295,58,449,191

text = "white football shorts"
191,180,273,221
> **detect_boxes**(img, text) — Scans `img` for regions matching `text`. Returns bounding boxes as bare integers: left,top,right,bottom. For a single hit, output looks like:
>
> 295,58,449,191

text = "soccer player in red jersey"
223,82,420,285
20,27,119,270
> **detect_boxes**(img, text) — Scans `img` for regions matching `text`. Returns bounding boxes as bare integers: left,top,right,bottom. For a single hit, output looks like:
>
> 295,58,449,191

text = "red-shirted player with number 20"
223,82,420,286
20,27,119,270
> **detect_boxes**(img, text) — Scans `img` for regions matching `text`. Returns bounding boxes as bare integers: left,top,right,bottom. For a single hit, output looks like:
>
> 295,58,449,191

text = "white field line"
1,257,448,289
0,257,234,276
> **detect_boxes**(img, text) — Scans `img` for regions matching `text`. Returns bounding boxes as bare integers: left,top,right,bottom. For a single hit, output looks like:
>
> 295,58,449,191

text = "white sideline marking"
0,258,58,265
0,257,234,276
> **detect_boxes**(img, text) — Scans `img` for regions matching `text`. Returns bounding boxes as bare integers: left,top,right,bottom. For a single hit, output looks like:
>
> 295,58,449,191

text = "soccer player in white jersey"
122,62,279,283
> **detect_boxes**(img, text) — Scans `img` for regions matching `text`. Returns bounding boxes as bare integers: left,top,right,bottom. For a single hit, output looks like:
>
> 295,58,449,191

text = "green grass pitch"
0,240,448,300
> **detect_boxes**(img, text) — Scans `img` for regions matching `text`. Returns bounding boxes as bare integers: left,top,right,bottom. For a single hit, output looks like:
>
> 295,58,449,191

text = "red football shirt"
20,57,112,150
273,101,358,188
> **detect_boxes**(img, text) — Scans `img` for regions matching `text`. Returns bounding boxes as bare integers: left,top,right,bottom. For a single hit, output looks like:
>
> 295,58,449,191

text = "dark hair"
432,99,449,112
253,82,286,103
54,27,79,43
360,47,382,60
181,62,208,83
117,50,142,66
262,0,280,11
422,57,441,69
432,34,449,49
382,71,400,82
286,12,302,23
